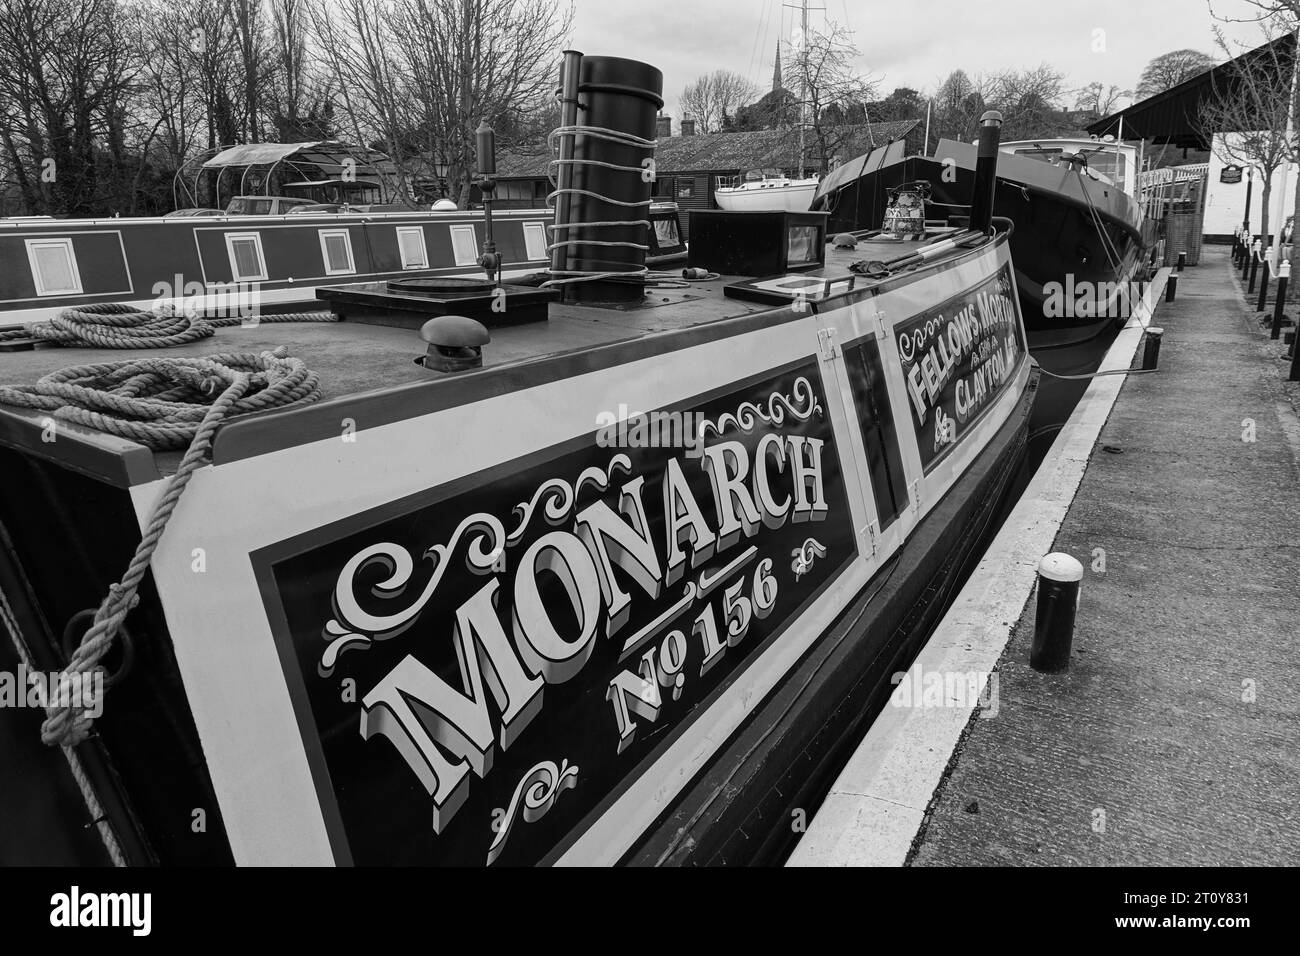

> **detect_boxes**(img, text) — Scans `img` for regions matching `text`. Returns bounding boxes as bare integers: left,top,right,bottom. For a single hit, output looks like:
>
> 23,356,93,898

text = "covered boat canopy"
176,141,399,210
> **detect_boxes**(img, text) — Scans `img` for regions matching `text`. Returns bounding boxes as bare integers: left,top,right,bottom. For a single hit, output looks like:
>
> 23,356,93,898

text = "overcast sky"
570,0,1276,119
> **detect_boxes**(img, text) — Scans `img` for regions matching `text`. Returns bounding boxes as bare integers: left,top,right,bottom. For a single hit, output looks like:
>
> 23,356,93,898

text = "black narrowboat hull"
0,232,1033,866
814,140,1157,349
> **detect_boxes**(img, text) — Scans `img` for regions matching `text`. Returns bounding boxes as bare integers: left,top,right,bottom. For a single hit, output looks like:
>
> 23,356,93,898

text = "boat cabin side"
0,230,1034,866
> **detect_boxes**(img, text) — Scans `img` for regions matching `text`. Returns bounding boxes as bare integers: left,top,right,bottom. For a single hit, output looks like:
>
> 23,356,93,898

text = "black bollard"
1258,260,1271,312
1177,251,1186,272
1166,274,1177,302
1030,553,1083,673
1141,327,1163,370
1291,323,1300,382
1249,253,1259,293
1272,260,1291,340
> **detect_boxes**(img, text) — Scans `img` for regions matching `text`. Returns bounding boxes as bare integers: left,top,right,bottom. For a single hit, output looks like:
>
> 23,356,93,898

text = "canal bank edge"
788,267,1173,867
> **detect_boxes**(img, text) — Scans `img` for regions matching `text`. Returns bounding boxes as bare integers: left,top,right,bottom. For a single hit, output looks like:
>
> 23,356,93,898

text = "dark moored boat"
0,54,1035,866
813,132,1160,349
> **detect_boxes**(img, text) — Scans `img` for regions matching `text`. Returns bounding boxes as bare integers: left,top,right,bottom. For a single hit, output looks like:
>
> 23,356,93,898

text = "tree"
1197,29,1295,257
1074,82,1130,120
679,70,759,134
867,86,925,124
1135,49,1217,97
790,21,877,174
728,88,798,131
932,69,990,146
1230,0,1300,273
307,0,572,207
0,0,140,216
991,64,1070,140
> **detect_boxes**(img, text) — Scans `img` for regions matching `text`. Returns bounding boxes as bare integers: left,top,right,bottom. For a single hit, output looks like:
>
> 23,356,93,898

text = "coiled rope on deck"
0,302,335,351
12,346,324,747
0,346,321,450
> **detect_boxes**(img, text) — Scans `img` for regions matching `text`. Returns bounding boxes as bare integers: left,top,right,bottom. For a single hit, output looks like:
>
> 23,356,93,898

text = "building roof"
495,120,920,179
1087,33,1297,149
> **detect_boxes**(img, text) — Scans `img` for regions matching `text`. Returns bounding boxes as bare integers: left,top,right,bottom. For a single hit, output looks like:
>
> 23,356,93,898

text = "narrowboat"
1,207,555,327
0,54,1035,866
813,135,1160,348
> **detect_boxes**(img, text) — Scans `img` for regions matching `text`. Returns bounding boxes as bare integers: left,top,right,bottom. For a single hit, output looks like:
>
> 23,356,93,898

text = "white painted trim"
224,232,269,282
787,267,1172,868
24,237,84,296
317,228,356,276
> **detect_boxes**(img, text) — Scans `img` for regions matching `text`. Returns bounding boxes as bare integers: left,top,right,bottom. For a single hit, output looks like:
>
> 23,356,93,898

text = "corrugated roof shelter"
1087,33,1297,149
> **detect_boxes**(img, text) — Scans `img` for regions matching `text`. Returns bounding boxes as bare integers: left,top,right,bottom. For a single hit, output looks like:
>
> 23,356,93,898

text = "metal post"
1249,242,1261,292
1166,274,1177,302
550,50,583,281
969,111,1004,234
1290,326,1300,381
1177,250,1186,272
1243,239,1253,280
1272,259,1291,339
476,121,499,287
1030,554,1083,673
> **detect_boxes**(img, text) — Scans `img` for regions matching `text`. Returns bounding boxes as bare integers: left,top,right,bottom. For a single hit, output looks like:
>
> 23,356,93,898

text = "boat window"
1085,152,1126,191
25,238,83,297
396,226,428,269
787,225,820,266
319,229,356,275
1012,148,1064,161
245,198,273,215
676,178,695,199
225,232,268,281
449,224,479,266
843,339,909,529
523,221,548,261
653,217,681,250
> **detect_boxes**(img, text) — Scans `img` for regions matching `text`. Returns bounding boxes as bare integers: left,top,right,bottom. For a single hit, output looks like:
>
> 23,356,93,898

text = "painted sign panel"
895,263,1025,472
253,360,854,865
1220,165,1243,184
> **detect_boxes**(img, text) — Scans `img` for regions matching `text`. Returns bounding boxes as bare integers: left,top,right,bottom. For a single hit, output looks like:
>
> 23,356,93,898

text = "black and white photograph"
0,0,1288,934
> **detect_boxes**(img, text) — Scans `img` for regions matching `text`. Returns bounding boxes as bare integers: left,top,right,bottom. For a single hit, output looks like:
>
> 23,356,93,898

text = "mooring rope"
0,302,335,351
10,346,322,748
0,346,322,450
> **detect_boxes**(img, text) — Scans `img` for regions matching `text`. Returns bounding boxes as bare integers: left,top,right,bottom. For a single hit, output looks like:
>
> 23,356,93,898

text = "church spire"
772,41,783,92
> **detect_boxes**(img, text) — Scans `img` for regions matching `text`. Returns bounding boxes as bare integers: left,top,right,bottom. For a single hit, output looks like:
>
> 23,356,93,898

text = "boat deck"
0,234,953,483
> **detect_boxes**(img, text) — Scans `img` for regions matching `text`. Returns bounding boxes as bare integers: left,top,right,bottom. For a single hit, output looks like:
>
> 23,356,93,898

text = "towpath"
909,246,1300,865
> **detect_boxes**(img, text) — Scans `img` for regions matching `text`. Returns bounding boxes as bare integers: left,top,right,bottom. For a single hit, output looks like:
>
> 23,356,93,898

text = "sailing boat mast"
798,0,807,177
